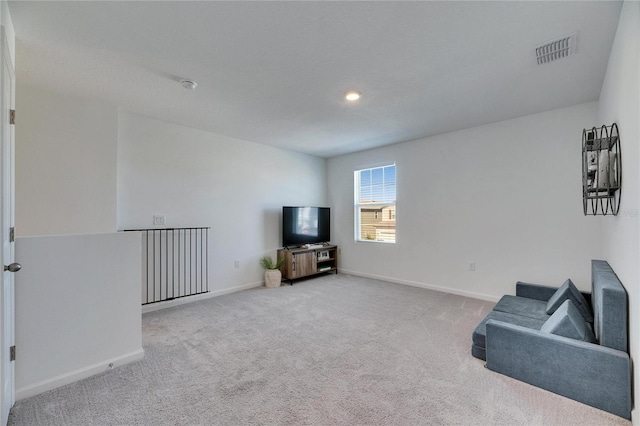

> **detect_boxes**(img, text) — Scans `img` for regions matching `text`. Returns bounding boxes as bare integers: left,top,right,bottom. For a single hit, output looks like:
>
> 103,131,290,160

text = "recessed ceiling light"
180,80,197,90
345,91,361,101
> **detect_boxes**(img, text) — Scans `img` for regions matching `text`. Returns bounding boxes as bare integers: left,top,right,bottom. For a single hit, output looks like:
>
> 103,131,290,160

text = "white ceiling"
9,1,622,158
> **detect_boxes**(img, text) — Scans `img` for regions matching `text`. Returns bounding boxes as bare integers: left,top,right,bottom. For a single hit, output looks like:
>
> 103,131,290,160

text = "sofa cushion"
471,343,486,360
546,279,593,323
541,300,596,343
493,295,550,321
472,310,547,351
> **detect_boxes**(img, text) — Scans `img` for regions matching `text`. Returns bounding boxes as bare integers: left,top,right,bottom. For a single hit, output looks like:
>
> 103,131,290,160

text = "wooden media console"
277,245,338,284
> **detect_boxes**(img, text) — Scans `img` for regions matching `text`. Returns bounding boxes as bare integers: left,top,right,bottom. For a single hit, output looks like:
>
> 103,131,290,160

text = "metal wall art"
582,123,621,215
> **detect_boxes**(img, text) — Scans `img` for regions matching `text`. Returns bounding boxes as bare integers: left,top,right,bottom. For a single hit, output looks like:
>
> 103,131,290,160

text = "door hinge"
9,346,15,362
9,227,14,243
9,109,15,125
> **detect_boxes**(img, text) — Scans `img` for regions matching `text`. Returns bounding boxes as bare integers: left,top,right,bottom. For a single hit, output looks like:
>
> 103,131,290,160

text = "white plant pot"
264,269,282,288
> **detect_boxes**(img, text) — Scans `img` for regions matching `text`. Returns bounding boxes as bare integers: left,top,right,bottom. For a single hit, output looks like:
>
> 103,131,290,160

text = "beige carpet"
8,274,631,425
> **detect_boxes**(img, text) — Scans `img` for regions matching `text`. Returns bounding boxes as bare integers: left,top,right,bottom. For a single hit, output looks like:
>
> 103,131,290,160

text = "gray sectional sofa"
472,260,631,419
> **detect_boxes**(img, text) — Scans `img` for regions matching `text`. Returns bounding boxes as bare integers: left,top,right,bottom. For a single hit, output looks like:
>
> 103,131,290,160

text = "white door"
0,26,16,426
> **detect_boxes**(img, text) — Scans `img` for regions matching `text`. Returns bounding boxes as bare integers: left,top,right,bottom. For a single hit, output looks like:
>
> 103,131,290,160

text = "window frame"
354,163,396,244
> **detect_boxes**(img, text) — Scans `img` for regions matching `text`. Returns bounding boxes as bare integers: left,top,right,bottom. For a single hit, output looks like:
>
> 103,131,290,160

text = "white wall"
596,1,640,421
15,85,118,236
328,103,602,300
117,112,327,294
1,1,15,67
14,232,144,400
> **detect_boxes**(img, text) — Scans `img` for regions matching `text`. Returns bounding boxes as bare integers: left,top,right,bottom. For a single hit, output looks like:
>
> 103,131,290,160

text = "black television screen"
282,206,330,247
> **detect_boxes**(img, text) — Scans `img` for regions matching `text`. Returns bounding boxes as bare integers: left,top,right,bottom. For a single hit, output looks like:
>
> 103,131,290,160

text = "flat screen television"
282,206,330,248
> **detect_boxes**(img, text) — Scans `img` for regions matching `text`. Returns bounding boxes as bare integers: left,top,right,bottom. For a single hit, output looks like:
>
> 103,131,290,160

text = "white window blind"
354,164,396,243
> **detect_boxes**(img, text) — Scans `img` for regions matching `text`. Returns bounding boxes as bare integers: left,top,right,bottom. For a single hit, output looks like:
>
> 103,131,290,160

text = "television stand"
277,245,338,284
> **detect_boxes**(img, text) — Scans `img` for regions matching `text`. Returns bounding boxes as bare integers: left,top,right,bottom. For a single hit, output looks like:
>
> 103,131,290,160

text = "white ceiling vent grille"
535,33,577,65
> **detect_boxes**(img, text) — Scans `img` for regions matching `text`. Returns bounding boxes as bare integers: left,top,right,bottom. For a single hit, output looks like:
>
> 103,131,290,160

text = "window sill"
355,239,396,244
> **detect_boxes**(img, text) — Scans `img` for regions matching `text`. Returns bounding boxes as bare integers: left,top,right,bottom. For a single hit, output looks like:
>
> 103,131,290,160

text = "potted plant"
259,255,285,288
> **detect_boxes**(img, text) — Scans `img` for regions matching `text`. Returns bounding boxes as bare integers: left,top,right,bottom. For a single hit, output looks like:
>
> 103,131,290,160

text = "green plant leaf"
260,255,284,270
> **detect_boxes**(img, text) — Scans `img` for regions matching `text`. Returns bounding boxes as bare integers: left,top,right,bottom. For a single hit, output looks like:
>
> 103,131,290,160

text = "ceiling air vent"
535,33,577,65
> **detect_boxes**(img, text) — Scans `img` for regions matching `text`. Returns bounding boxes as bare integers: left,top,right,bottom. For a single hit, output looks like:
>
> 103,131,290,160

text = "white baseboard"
16,349,145,401
340,269,501,303
142,281,264,314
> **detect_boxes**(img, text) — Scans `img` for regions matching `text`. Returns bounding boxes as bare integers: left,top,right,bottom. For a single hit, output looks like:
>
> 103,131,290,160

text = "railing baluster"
123,227,210,305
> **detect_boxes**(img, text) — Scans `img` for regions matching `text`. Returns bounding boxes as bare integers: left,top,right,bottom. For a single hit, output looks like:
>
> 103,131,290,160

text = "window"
354,164,396,243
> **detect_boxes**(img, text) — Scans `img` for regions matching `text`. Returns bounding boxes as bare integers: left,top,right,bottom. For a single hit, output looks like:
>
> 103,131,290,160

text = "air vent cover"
535,33,577,65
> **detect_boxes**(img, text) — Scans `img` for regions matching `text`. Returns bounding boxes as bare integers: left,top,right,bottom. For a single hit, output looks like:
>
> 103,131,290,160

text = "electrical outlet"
468,262,476,272
153,215,165,226
234,260,240,269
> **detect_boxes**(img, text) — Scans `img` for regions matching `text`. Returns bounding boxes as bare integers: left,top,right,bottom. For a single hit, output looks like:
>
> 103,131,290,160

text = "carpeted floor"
8,274,631,425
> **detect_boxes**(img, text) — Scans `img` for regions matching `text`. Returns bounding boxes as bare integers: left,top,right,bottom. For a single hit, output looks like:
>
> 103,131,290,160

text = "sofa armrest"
515,282,558,301
485,320,631,419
